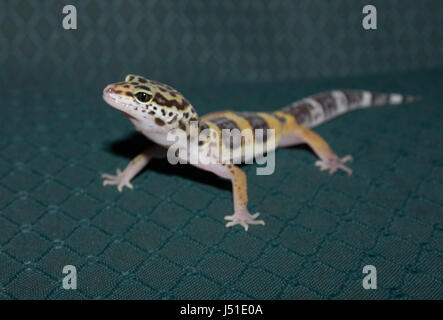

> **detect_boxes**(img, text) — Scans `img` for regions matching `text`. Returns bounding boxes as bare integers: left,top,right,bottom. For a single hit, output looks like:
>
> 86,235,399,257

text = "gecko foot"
224,212,265,231
101,169,134,192
315,155,353,175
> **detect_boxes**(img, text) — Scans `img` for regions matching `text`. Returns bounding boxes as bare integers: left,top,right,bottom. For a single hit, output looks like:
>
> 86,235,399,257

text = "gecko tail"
368,92,420,107
403,94,421,103
278,90,420,128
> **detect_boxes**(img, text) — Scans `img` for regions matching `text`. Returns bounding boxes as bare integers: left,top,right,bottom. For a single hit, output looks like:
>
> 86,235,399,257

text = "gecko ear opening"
125,74,138,82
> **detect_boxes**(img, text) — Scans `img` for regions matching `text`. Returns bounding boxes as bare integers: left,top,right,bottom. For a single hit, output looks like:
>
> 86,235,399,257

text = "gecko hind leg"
281,125,353,175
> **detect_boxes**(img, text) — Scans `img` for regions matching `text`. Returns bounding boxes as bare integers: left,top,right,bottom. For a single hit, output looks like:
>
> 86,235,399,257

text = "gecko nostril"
104,86,116,94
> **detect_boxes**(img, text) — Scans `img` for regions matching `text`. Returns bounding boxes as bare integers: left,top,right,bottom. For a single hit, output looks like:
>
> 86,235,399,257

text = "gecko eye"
135,92,152,103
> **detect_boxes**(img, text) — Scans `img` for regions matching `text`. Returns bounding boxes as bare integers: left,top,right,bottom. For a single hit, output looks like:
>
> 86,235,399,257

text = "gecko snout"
104,85,116,94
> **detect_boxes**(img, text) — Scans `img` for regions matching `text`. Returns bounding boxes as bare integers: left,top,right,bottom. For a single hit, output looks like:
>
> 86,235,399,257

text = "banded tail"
278,90,419,128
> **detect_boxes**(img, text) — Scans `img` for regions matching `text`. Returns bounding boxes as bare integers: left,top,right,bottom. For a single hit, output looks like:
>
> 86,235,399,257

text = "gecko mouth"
103,87,139,120
102,87,122,108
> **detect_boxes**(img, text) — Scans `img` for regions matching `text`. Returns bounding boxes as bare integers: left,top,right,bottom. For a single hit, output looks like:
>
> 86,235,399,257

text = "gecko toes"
315,154,353,176
101,169,134,192
224,212,265,231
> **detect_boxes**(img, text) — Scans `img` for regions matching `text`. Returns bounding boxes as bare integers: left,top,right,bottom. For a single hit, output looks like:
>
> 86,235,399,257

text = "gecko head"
103,74,198,132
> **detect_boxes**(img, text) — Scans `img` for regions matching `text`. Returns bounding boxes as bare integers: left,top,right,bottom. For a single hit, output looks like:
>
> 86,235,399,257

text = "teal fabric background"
0,0,442,299
1,0,443,90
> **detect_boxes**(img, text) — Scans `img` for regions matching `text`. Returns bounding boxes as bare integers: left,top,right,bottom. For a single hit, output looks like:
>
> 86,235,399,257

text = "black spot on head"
154,94,167,105
155,118,165,126
135,85,151,91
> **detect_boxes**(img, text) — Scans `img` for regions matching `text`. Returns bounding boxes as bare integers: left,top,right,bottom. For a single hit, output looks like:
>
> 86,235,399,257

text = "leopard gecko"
101,74,418,231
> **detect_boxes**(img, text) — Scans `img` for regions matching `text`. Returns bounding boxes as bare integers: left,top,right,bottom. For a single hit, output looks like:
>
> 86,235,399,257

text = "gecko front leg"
195,162,265,231
101,145,165,191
